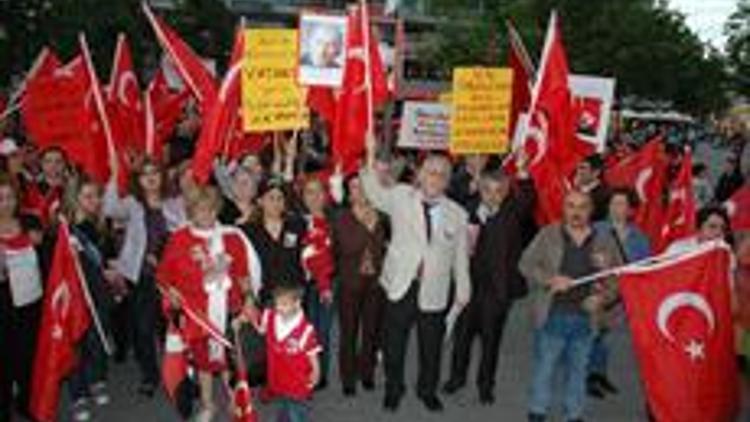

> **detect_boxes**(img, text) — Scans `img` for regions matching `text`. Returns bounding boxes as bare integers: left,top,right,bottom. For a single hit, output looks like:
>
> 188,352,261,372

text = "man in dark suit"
443,158,535,404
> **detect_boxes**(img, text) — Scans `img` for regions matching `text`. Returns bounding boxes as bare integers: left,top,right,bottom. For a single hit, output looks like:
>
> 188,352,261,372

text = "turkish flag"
144,69,189,160
307,86,336,124
618,242,739,422
724,184,750,232
658,149,697,252
522,11,576,224
605,138,668,245
30,223,92,422
143,3,217,115
107,33,144,155
332,3,389,174
192,28,244,184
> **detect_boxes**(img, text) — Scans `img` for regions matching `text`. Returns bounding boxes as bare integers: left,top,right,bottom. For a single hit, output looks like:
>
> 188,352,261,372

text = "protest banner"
569,74,616,152
449,67,513,154
397,101,450,150
242,29,309,132
298,14,348,87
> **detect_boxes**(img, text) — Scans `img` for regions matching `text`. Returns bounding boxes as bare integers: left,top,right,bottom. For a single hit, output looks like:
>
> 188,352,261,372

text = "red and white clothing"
0,231,43,307
20,182,62,228
157,224,259,372
301,215,334,294
259,308,321,401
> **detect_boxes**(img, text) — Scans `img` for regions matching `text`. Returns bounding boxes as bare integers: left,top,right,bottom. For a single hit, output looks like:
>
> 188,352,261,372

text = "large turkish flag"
618,242,739,422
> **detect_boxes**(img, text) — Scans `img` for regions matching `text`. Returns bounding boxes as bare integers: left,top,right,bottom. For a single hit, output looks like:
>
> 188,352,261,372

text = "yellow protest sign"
449,67,513,154
242,29,309,132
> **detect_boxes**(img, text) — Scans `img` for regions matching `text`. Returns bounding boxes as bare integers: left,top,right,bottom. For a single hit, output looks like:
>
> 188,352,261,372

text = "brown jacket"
518,223,624,327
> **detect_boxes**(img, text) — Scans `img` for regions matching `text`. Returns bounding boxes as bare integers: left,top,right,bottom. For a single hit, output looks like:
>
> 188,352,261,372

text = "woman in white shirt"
0,174,44,421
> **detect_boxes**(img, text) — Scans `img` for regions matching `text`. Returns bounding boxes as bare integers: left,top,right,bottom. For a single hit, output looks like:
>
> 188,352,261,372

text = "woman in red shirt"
157,185,258,422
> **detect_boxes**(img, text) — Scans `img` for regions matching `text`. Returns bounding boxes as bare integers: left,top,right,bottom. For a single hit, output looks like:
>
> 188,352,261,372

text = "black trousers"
383,282,446,398
448,294,512,393
0,286,40,421
338,275,385,389
131,275,159,384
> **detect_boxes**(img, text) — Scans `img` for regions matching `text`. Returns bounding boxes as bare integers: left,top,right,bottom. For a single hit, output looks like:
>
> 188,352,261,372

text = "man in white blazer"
360,134,471,412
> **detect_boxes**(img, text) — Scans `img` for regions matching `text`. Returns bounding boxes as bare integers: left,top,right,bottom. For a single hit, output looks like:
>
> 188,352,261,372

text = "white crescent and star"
635,167,653,202
656,291,716,361
117,71,140,108
527,111,549,167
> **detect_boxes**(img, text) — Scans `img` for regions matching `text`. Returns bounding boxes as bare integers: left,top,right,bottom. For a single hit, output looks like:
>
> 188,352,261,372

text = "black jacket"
470,179,536,304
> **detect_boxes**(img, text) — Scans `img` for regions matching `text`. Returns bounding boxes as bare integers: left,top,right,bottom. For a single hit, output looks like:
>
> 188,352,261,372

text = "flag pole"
360,0,374,136
5,47,54,113
79,33,118,168
155,283,233,349
0,100,23,123
65,222,114,356
567,239,728,288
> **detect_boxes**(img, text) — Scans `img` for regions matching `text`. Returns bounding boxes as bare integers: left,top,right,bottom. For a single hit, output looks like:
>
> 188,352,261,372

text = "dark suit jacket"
470,179,536,305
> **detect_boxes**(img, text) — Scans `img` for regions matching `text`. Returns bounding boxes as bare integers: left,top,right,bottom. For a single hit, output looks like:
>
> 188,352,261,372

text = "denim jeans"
528,311,594,420
588,330,609,376
275,398,309,422
304,284,333,382
68,327,108,401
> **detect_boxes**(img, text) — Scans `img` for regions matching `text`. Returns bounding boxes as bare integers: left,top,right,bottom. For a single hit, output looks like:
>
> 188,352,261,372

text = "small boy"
241,282,321,422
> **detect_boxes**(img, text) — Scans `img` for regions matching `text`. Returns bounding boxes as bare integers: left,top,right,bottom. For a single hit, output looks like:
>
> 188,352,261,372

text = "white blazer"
361,169,471,311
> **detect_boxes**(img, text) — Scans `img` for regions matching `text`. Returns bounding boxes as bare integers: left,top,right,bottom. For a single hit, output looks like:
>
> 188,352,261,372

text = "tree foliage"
0,0,233,89
726,0,750,96
426,0,730,116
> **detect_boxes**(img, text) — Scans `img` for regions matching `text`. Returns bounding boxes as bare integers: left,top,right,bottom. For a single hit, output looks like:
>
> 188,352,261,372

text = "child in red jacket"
241,282,321,422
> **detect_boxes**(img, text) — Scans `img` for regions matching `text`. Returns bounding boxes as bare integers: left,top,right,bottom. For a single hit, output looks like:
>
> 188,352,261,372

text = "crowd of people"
0,112,748,422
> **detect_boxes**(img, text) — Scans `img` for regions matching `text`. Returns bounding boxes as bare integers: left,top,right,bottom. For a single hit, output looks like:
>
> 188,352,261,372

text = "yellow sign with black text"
242,29,309,132
449,67,513,154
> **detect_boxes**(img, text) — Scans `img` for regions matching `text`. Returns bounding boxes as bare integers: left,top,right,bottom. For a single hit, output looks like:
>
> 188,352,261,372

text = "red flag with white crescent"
192,27,245,184
658,149,697,252
143,2,217,115
618,242,739,422
30,223,92,422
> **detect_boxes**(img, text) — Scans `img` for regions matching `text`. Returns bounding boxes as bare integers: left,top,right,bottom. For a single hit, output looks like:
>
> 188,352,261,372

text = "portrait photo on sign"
298,14,348,87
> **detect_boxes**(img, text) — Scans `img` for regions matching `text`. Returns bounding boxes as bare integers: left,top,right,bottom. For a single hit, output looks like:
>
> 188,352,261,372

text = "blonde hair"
184,184,223,221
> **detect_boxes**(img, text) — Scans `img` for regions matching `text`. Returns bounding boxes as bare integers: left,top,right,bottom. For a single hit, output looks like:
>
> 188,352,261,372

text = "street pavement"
41,295,749,422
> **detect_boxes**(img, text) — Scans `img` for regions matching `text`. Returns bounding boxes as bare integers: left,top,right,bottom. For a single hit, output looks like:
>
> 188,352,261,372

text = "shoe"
343,385,356,397
587,381,606,399
478,389,495,405
91,382,110,406
383,392,402,412
138,381,157,398
591,373,619,395
72,399,91,422
528,413,546,422
361,379,375,391
315,378,329,392
442,378,465,395
418,394,444,412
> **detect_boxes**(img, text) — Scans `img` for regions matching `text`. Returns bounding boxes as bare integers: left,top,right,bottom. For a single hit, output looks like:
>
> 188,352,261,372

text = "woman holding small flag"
157,184,261,422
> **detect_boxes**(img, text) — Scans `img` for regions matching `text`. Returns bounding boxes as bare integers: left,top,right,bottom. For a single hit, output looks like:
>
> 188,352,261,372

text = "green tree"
423,0,729,116
726,0,750,95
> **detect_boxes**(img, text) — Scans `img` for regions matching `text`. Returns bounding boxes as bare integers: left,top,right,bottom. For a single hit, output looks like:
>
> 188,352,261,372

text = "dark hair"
608,187,640,208
272,281,304,301
692,163,708,177
480,168,509,184
584,154,605,171
40,146,66,161
129,157,168,205
342,172,360,207
697,205,731,232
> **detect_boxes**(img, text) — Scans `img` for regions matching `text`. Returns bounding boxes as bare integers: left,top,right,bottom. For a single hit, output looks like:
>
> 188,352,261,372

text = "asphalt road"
36,295,749,422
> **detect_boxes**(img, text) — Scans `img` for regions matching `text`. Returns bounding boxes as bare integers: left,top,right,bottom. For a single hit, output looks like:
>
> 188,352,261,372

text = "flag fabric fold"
658,148,696,252
143,2,218,115
618,242,739,422
30,223,92,422
331,2,389,174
